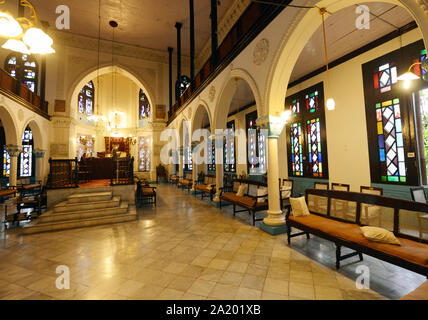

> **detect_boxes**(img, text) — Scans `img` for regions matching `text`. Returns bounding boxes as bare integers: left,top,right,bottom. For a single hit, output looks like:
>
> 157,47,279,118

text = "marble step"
38,202,129,224
22,206,137,235
54,196,120,213
67,191,113,204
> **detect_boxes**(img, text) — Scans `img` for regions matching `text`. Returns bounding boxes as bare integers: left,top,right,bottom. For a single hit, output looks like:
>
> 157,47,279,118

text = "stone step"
54,196,120,213
67,191,113,204
39,202,129,224
22,206,137,235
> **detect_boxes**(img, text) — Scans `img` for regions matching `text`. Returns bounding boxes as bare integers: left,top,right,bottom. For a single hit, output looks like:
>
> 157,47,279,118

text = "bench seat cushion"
289,215,428,268
195,185,214,193
400,281,428,300
221,192,268,209
141,188,155,196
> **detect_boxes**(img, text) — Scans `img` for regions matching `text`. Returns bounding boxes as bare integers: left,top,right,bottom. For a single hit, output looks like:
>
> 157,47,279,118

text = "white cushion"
257,187,268,203
360,226,401,245
290,197,310,217
236,185,246,197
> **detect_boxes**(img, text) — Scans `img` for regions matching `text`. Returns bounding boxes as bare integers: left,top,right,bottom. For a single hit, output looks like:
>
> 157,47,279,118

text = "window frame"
362,40,424,186
285,81,329,180
5,53,38,93
78,81,95,116
139,89,151,119
224,120,236,173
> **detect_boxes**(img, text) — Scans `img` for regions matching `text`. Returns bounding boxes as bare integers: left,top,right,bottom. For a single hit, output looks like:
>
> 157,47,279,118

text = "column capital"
5,145,22,157
256,115,286,139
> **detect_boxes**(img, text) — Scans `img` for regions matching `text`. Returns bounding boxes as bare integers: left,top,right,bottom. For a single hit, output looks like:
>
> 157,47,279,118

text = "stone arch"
265,0,428,115
0,105,18,146
214,69,263,131
191,100,213,133
68,64,156,120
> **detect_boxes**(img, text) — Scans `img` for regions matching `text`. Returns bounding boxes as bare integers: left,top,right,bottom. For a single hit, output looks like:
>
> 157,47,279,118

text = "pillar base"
263,210,286,227
259,222,288,236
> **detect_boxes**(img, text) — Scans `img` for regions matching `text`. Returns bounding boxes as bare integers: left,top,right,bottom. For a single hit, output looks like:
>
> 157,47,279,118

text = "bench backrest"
305,189,428,244
232,179,268,198
204,175,216,185
185,172,192,180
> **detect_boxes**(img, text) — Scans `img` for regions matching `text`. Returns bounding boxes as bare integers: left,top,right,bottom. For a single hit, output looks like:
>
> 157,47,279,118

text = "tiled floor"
0,184,425,300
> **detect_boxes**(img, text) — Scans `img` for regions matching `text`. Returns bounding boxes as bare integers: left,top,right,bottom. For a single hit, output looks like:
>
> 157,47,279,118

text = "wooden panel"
241,4,261,35
54,99,66,112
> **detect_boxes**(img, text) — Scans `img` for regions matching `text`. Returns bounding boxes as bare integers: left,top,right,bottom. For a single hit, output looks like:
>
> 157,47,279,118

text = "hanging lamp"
320,8,335,111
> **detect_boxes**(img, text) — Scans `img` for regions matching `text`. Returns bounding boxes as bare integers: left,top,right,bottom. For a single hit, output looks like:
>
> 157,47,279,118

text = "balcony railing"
0,68,49,118
168,0,290,123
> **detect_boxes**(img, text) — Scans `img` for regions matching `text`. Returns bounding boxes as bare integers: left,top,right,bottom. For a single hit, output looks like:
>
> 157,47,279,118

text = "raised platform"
47,182,135,210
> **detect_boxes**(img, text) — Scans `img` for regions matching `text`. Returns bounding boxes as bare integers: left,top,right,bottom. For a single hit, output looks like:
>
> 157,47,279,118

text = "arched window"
5,53,38,93
176,75,191,98
139,89,151,119
19,127,34,178
78,81,94,116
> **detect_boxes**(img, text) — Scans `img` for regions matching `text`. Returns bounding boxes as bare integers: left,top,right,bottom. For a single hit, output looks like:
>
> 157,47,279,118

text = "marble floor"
0,184,425,300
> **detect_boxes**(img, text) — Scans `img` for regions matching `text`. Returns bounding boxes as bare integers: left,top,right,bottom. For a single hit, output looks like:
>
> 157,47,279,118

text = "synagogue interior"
0,0,427,302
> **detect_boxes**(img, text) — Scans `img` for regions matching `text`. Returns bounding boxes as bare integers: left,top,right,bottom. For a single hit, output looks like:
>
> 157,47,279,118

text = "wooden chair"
359,186,383,226
410,187,428,239
3,193,18,229
279,179,293,210
136,180,157,207
331,183,350,219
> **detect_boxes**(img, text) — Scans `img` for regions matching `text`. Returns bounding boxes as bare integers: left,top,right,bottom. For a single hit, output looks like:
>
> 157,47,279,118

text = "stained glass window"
20,128,33,178
224,120,236,173
183,131,193,171
207,136,216,172
176,75,191,97
78,81,94,116
5,54,38,93
3,148,10,177
305,91,319,113
373,63,398,93
139,89,151,119
138,136,151,172
290,122,303,176
307,118,323,177
413,49,427,77
246,111,267,175
290,99,300,117
376,99,406,183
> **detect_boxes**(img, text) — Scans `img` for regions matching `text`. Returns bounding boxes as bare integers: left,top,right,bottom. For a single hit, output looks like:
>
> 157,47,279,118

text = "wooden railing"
0,68,49,118
111,157,134,186
168,0,290,123
47,158,79,189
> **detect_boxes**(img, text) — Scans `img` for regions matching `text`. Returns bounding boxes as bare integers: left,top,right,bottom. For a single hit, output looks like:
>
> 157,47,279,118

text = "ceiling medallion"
209,86,216,102
253,38,269,66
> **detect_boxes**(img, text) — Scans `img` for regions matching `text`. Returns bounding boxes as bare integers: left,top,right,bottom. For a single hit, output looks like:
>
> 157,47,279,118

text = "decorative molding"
256,115,285,139
52,30,190,66
253,38,269,66
209,86,216,102
416,0,428,16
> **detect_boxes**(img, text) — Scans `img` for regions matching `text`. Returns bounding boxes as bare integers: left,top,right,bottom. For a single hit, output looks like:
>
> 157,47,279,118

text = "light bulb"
23,28,55,54
2,39,30,54
326,98,336,111
0,12,23,37
403,79,411,89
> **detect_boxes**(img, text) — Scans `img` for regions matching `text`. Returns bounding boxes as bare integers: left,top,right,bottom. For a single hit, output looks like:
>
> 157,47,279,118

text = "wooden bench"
219,179,268,226
178,172,193,192
286,189,428,277
400,281,428,300
194,174,216,201
136,180,156,207
169,174,179,184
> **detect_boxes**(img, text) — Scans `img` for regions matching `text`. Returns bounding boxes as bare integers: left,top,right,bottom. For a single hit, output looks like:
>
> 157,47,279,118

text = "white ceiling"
290,2,415,83
1,0,237,56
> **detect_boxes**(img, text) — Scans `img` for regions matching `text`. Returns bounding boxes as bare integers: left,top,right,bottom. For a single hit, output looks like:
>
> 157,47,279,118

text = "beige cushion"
360,226,401,245
290,197,310,217
236,185,246,197
257,187,268,203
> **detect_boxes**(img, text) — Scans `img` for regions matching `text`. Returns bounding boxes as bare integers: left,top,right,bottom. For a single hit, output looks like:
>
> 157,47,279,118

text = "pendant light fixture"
110,20,119,136
0,0,55,54
320,8,335,111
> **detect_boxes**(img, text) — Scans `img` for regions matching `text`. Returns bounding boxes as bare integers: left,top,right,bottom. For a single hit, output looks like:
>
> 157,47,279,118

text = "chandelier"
0,0,55,54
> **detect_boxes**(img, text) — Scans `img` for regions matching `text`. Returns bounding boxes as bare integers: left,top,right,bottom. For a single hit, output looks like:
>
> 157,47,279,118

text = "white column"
213,134,224,202
264,137,285,226
10,156,18,187
256,115,287,227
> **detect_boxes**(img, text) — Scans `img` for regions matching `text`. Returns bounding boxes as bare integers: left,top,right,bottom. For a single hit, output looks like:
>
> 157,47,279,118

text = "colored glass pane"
374,63,398,93
305,91,319,113
224,121,236,173
139,89,151,119
307,118,323,177
376,98,407,183
78,81,94,116
3,148,10,177
290,122,303,176
138,136,151,172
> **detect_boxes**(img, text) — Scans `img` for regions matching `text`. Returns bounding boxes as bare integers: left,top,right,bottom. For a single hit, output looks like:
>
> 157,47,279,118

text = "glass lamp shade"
397,71,420,81
23,27,55,54
2,39,30,54
0,12,22,37
326,98,336,111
